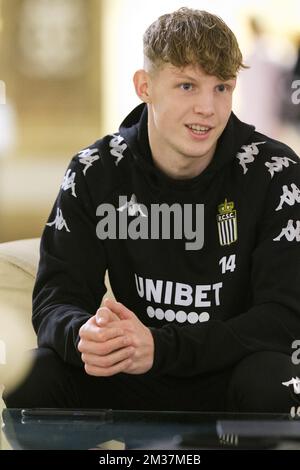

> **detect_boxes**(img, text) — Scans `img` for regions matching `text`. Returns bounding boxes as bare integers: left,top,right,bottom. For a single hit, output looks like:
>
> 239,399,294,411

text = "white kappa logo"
78,148,100,175
117,194,147,217
236,142,266,174
46,207,70,232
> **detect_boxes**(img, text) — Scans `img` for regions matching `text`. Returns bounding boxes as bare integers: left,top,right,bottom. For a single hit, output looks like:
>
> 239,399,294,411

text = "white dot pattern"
165,309,176,322
155,308,164,320
147,306,155,318
146,307,211,324
199,312,210,323
176,310,187,323
187,311,199,324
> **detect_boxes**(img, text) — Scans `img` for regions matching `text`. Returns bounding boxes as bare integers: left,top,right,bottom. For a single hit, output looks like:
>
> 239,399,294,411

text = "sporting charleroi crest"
217,199,238,246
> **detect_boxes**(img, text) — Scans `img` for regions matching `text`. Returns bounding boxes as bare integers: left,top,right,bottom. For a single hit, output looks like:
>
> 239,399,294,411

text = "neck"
151,148,215,180
148,123,216,181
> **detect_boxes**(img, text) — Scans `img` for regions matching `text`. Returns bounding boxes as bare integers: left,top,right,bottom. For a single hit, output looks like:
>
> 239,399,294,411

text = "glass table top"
2,408,300,450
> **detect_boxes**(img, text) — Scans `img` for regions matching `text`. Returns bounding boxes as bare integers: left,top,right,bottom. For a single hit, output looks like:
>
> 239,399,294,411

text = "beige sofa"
0,238,40,351
0,237,114,350
0,238,117,450
0,238,113,417
0,238,40,443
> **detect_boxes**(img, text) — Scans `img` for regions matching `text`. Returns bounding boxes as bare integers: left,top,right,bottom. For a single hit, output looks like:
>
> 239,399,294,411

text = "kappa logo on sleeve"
282,377,300,395
217,199,238,246
109,134,127,166
236,142,266,174
265,156,297,178
61,169,77,197
273,220,300,242
290,406,300,419
78,148,100,175
276,183,300,211
273,219,300,242
46,207,70,232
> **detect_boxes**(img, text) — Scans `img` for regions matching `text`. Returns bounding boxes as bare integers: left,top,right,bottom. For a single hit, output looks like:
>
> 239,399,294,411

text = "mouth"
185,124,213,138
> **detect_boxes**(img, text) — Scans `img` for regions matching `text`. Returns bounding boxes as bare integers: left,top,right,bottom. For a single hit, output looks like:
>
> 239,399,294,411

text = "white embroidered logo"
109,134,127,166
276,183,300,211
282,377,300,394
46,208,70,232
117,194,147,217
265,156,296,178
290,406,300,418
273,219,300,242
78,148,100,175
236,141,266,174
61,169,77,197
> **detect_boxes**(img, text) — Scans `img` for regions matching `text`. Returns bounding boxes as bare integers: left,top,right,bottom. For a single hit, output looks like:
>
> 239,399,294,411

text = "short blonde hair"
143,7,246,80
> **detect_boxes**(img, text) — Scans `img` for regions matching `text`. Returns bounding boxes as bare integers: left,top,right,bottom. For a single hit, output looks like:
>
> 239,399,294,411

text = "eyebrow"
172,73,198,82
172,72,235,84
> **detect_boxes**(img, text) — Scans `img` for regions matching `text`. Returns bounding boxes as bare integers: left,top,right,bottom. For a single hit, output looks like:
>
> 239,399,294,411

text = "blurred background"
0,0,300,242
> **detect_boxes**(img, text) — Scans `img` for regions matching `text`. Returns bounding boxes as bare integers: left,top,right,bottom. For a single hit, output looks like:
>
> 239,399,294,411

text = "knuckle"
113,328,122,337
97,330,109,342
96,343,108,355
78,327,85,339
98,355,109,367
123,346,132,357
81,353,87,363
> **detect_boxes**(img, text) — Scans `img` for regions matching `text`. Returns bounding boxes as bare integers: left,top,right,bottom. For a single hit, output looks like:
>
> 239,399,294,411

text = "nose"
193,91,214,117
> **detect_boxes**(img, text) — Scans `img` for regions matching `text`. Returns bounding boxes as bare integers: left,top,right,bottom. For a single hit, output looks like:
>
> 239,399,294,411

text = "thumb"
95,306,118,325
104,298,133,321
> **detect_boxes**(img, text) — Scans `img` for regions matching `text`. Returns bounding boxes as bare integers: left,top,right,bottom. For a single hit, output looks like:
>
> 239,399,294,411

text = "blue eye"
180,83,193,91
216,84,228,92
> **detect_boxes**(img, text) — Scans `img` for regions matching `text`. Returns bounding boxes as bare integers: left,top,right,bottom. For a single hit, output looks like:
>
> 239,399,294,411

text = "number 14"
219,254,236,274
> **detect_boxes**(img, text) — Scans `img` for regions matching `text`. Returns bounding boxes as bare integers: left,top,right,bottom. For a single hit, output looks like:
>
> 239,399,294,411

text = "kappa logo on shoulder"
236,142,266,174
78,148,100,175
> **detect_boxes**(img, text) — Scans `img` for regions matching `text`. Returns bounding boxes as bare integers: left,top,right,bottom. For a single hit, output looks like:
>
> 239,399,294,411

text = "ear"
133,69,152,103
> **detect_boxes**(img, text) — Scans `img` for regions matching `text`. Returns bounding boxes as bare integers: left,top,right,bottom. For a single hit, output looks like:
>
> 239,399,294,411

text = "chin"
187,145,213,158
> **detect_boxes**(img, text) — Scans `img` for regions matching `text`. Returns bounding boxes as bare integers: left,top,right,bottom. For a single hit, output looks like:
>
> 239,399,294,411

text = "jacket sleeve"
32,154,107,368
150,161,300,378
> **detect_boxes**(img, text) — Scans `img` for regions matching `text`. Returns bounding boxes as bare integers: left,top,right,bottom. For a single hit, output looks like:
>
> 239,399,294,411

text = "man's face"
145,63,236,164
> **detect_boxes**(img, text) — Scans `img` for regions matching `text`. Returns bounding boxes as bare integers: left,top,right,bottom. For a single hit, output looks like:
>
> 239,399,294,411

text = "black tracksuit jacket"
32,103,300,377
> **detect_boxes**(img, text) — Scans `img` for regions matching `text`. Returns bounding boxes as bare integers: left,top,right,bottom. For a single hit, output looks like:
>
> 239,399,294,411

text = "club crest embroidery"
217,199,238,246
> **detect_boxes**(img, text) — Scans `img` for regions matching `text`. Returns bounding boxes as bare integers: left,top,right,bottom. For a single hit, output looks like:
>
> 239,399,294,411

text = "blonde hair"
143,7,246,80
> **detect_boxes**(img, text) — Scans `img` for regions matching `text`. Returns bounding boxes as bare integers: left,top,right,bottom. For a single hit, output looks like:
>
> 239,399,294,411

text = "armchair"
0,238,114,414
0,238,39,351
0,237,114,349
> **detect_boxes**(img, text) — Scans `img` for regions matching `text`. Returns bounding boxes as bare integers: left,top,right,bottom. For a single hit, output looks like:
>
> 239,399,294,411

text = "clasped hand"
78,298,154,377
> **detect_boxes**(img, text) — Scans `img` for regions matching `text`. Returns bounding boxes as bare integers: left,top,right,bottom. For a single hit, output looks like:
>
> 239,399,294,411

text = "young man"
5,8,300,412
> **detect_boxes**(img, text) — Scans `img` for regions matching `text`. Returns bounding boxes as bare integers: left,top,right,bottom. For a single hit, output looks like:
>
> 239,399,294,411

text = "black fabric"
4,348,300,412
31,103,300,381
